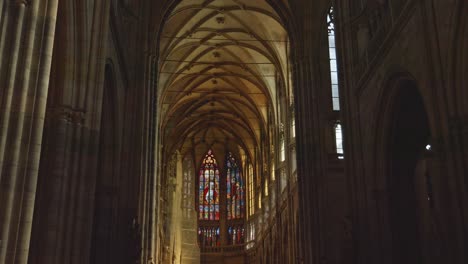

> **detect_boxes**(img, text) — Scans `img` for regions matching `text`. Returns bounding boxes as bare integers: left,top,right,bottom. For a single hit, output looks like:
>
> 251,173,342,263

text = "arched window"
327,6,345,159
198,150,220,220
226,152,244,219
198,150,245,248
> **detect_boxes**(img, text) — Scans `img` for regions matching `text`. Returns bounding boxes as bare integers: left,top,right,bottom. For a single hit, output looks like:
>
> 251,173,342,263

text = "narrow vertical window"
226,152,244,219
280,125,286,162
271,162,275,181
248,164,254,217
182,156,194,218
246,222,256,248
328,6,345,159
335,123,344,159
258,193,262,209
328,7,340,111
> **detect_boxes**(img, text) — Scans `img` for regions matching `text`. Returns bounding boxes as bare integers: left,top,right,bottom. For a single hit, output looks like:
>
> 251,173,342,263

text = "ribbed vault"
159,0,289,162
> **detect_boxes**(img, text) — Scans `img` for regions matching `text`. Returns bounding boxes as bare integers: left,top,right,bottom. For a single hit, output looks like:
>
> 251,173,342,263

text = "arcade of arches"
0,0,467,264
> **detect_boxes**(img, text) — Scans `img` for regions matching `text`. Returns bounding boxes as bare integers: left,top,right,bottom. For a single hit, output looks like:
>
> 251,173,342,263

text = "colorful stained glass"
198,227,220,247
227,225,245,245
226,152,244,219
198,150,220,220
198,150,245,249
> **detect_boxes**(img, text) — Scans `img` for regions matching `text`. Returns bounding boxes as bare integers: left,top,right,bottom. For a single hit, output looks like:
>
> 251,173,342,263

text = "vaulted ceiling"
158,0,289,161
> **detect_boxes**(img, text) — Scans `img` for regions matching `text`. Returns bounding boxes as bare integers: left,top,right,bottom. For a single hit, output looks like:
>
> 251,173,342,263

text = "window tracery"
226,152,244,220
198,150,220,221
197,150,245,248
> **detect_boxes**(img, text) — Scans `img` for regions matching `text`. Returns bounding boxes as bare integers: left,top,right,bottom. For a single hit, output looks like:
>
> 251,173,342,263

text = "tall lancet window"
226,152,244,219
328,6,345,159
198,150,220,220
328,6,341,111
247,163,255,217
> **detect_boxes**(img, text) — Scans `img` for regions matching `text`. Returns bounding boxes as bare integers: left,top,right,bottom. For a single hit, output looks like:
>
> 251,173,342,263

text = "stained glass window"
198,227,220,247
226,152,244,220
198,150,220,220
198,150,245,248
227,225,245,245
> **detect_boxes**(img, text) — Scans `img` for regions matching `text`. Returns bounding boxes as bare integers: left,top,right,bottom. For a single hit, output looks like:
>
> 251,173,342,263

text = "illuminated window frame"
327,7,341,111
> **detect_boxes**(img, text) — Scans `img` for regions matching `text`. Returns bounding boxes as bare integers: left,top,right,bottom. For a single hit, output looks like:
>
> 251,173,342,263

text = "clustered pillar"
0,0,59,263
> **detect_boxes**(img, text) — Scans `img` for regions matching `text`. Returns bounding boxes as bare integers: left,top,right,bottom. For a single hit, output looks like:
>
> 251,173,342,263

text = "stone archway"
387,79,430,264
152,1,294,263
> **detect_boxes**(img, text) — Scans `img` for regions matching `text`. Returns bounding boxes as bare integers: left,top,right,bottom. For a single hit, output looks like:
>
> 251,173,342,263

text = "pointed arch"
198,149,220,220
226,152,244,220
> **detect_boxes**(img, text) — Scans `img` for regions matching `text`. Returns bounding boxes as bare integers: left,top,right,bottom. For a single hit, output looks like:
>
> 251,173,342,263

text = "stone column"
28,106,89,264
444,116,468,263
27,0,111,263
0,1,27,181
293,54,323,264
0,0,58,263
141,54,158,264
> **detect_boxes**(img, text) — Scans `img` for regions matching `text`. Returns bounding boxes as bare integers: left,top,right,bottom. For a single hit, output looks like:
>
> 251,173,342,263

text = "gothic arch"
374,72,431,264
151,2,297,263
154,0,294,51
374,70,433,168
